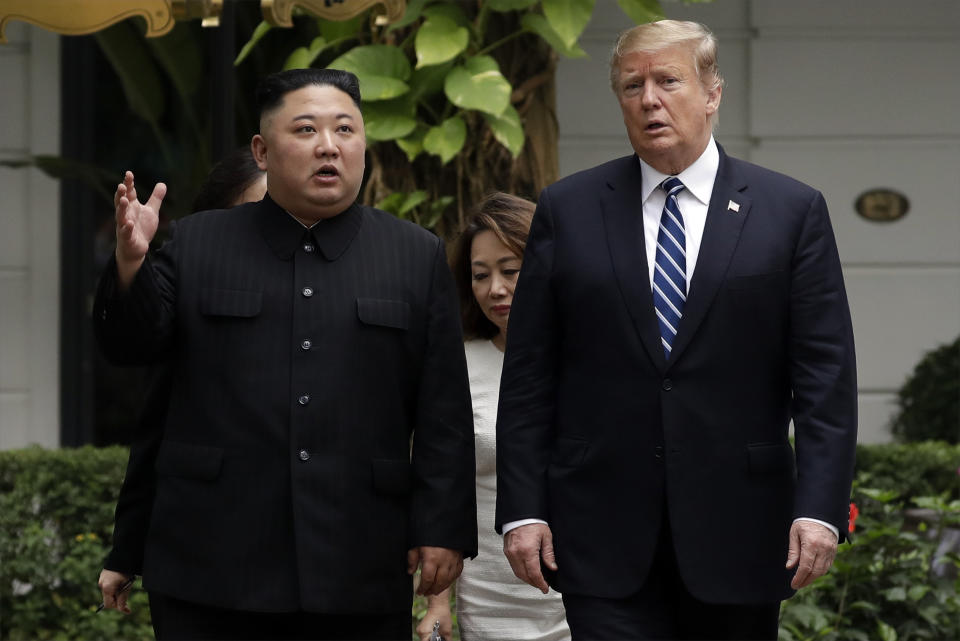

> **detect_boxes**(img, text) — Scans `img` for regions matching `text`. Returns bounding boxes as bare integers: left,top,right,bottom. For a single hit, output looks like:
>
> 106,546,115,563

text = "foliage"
779,487,960,641
0,446,153,641
234,0,678,236
855,441,960,501
890,336,960,444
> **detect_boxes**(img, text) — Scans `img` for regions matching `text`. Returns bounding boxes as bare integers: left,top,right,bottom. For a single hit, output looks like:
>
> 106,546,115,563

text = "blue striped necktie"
653,177,687,359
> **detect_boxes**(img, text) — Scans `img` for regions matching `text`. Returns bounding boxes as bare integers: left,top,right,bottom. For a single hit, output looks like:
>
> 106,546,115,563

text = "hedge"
2,442,958,640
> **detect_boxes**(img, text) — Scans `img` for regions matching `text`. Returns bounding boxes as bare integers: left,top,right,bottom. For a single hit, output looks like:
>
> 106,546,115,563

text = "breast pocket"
356,298,410,330
199,288,262,318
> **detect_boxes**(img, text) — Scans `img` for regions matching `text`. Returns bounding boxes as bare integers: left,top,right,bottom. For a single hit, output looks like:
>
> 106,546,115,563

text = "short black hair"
255,68,362,123
192,146,264,212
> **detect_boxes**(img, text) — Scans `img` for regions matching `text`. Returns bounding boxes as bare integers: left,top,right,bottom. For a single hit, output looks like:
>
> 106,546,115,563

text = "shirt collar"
258,192,363,261
638,136,719,205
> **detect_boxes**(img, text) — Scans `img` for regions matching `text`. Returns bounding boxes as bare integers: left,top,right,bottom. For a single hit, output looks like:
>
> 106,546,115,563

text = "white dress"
456,339,570,641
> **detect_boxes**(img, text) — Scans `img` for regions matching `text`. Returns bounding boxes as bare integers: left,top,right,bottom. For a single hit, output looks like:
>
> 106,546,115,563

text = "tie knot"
661,176,685,196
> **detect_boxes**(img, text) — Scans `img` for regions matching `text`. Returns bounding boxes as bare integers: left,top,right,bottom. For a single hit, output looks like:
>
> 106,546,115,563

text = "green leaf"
423,116,467,164
235,20,272,66
362,99,417,141
907,584,930,601
616,0,665,24
318,12,367,41
94,24,165,125
883,586,907,602
876,620,898,641
444,56,511,116
542,0,595,49
521,13,587,58
376,192,406,214
422,3,470,27
483,104,525,157
423,196,454,229
396,127,427,162
408,62,454,103
283,37,328,70
328,45,411,101
387,0,429,32
487,0,539,11
399,190,429,216
415,16,469,68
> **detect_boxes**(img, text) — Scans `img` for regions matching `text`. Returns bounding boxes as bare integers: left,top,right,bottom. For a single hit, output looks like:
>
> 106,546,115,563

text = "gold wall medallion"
262,0,406,27
854,188,910,222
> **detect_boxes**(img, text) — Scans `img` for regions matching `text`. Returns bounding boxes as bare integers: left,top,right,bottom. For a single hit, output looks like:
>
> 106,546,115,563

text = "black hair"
255,68,362,123
192,146,264,212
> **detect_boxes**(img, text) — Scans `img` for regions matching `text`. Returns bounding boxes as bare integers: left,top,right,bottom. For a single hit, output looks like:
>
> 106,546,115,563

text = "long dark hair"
451,192,535,339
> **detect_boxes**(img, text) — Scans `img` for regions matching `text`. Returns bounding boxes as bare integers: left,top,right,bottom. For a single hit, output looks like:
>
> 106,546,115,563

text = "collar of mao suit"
257,191,363,262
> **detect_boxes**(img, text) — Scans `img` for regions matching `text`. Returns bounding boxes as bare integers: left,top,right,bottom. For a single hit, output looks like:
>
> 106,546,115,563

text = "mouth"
314,165,339,178
645,122,668,132
492,305,511,314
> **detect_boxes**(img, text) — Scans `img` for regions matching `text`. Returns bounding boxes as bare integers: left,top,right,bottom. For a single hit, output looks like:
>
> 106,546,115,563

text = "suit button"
298,449,310,461
655,446,664,459
298,394,310,405
662,379,673,391
301,339,312,350
303,243,315,253
302,286,314,297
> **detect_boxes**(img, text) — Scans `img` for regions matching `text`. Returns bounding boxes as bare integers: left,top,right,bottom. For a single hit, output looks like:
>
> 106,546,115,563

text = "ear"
705,84,722,116
251,135,268,171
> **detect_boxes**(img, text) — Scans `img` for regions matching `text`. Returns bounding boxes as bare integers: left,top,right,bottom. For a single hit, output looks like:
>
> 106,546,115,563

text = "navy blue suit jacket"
495,146,857,604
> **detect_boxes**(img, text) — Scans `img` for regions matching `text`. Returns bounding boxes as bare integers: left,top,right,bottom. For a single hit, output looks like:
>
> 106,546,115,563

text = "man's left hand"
408,546,463,596
786,520,837,589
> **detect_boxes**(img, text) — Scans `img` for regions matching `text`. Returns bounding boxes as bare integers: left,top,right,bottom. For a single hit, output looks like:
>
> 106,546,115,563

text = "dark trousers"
148,592,410,641
562,519,780,641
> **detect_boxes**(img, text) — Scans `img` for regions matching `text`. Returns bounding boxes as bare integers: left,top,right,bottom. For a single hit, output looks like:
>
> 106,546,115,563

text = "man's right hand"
503,522,557,594
115,171,165,290
97,569,134,614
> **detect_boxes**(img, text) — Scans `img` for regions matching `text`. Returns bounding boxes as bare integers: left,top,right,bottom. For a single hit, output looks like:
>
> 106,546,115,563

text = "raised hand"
114,171,166,289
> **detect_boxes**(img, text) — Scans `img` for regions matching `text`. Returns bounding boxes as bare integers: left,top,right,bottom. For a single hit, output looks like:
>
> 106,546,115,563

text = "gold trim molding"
262,0,405,27
1,0,405,43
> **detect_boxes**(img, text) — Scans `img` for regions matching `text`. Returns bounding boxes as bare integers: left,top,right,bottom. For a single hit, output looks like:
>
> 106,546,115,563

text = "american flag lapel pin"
727,200,740,213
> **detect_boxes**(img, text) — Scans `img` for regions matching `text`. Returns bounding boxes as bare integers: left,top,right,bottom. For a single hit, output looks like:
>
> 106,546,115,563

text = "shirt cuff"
794,517,839,541
502,518,548,535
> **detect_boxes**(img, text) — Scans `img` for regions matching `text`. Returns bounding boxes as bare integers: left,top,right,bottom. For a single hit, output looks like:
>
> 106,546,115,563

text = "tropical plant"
235,0,696,235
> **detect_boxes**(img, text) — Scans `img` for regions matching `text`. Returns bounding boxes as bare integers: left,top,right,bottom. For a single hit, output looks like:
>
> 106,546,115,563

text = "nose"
490,273,509,298
315,130,338,158
640,83,661,109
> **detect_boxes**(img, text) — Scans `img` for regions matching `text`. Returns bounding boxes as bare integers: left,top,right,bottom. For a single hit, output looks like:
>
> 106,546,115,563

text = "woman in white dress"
417,193,569,641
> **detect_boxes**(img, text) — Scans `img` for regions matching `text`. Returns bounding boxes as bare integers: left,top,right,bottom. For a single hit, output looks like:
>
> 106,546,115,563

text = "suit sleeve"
494,189,561,533
93,228,179,367
409,238,478,557
788,191,858,540
103,365,171,575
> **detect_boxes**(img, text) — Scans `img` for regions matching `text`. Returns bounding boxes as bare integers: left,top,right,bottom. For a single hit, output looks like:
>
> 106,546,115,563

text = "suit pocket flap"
357,298,410,330
156,441,223,481
371,458,411,495
747,442,794,476
200,288,262,317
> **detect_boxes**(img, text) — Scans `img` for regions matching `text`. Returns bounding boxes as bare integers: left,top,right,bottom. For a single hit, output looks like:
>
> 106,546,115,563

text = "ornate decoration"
262,0,405,27
0,0,177,43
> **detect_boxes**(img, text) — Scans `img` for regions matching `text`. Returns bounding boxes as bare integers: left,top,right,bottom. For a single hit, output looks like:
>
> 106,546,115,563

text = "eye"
337,124,353,133
296,125,316,133
663,77,679,86
503,269,520,277
472,272,489,282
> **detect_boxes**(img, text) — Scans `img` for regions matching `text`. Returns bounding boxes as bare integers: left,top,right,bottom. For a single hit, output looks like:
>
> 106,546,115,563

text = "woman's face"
470,229,522,338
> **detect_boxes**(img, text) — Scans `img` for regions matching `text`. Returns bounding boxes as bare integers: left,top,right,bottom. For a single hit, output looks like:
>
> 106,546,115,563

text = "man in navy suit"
495,20,857,640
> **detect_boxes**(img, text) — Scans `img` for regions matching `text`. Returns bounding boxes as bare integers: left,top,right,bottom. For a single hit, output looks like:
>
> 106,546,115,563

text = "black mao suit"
94,194,477,615
495,146,857,606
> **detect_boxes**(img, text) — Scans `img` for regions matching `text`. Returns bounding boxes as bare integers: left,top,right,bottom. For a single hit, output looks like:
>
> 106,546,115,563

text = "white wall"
556,0,960,442
0,23,60,449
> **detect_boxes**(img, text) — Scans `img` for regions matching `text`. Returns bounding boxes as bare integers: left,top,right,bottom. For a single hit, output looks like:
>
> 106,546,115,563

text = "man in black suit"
495,20,857,640
94,68,477,640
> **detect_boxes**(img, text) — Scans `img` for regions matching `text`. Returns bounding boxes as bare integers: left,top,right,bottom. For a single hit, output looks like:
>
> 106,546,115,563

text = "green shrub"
855,441,960,501
890,336,960,444
0,445,153,640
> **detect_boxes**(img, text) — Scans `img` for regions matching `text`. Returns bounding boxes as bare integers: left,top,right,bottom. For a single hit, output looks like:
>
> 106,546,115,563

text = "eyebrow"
472,255,520,266
291,113,355,121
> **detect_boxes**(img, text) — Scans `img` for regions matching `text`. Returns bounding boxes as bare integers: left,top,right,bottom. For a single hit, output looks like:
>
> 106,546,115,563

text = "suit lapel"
600,156,667,372
668,150,750,364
